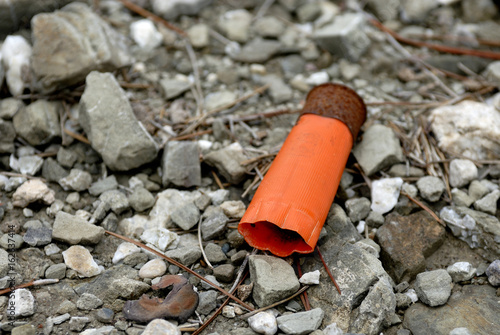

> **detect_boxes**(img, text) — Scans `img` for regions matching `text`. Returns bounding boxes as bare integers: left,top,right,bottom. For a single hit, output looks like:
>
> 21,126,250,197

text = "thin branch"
0,279,59,295
401,192,445,226
104,230,254,311
316,246,341,295
64,128,90,145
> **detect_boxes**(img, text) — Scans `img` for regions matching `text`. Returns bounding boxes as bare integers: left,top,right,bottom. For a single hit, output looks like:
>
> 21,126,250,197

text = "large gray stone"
12,100,61,146
277,308,324,335
31,2,130,92
79,71,159,171
52,211,104,245
404,285,500,335
353,124,404,176
162,141,201,188
249,255,300,307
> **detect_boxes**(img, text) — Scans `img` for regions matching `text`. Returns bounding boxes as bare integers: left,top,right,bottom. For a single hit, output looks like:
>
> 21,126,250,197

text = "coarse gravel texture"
1,0,500,335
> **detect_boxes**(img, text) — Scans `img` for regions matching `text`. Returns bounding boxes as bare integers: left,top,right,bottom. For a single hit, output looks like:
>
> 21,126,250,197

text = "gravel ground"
1,0,500,334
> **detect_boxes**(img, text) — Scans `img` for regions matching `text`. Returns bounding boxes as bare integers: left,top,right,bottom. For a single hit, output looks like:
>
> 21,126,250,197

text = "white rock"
139,258,167,279
220,200,246,219
305,71,329,86
140,228,179,251
446,262,476,282
405,288,419,303
205,90,237,111
188,23,209,48
0,174,9,190
0,35,32,96
370,177,403,214
356,220,365,234
222,305,236,318
248,312,278,335
113,242,141,264
130,19,163,50
299,270,321,285
218,9,252,43
323,322,344,335
63,245,102,277
8,288,35,317
430,100,500,160
44,243,61,256
12,179,55,207
142,319,180,335
17,155,44,175
449,159,478,188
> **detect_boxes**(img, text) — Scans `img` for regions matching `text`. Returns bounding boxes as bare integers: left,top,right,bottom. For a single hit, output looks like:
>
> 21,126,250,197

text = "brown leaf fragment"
123,275,199,323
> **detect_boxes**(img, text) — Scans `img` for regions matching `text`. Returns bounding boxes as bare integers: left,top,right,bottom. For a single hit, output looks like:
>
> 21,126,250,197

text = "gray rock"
446,262,476,282
69,316,90,332
59,168,92,191
403,285,500,335
249,255,300,307
164,246,201,266
57,147,79,168
171,202,200,231
77,293,103,310
17,155,43,176
345,197,371,222
12,100,61,146
0,233,23,250
280,55,306,79
101,212,118,232
395,293,412,310
128,187,155,212
277,308,324,335
0,249,10,277
162,141,201,187
468,180,489,202
0,98,24,120
254,16,286,38
204,142,250,184
401,0,439,22
485,260,500,286
350,278,397,335
159,78,192,100
449,159,477,188
218,9,252,43
201,207,228,240
451,188,474,207
151,0,211,20
416,176,445,202
205,243,227,264
213,264,235,283
99,190,129,215
45,263,66,280
52,211,104,245
314,13,371,62
11,324,36,335
201,274,221,290
414,270,452,307
41,158,69,183
296,2,322,22
88,175,118,196
323,203,361,243
257,74,293,104
187,24,209,48
485,61,500,84
0,120,16,153
388,164,425,178
23,227,52,246
205,90,237,111
233,38,281,63
462,0,498,23
366,210,385,228
79,71,158,171
366,0,400,21
95,308,114,323
31,2,130,93
474,190,500,215
353,124,404,176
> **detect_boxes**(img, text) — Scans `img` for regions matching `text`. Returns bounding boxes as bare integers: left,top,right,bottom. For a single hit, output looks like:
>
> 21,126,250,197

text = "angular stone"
31,2,130,92
0,119,16,153
204,142,250,184
232,38,281,63
23,227,52,246
416,176,445,202
353,124,404,176
159,78,192,100
99,190,129,215
404,285,500,334
171,203,200,231
429,100,500,160
414,269,452,307
376,211,446,283
45,263,66,280
213,264,235,283
59,168,92,191
77,293,103,310
164,246,201,266
314,13,371,62
162,141,201,187
345,197,371,222
446,262,476,282
151,0,211,20
52,211,104,245
449,159,478,188
128,187,155,212
486,260,500,286
62,245,102,277
79,71,158,171
277,308,324,335
474,190,500,215
201,207,228,240
42,158,69,183
12,179,55,208
13,100,61,146
249,255,300,307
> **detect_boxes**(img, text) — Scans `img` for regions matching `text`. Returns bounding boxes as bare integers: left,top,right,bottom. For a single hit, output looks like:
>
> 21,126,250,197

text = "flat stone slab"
52,211,104,245
376,211,446,283
404,285,500,335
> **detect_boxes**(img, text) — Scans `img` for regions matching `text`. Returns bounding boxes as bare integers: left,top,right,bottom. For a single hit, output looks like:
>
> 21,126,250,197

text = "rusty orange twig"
316,246,341,295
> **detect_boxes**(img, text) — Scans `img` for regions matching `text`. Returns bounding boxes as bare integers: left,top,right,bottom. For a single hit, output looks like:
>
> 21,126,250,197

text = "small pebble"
486,260,500,286
139,258,167,279
299,270,321,285
371,177,403,214
222,305,236,318
449,159,477,188
446,262,476,282
76,293,103,310
248,312,278,335
414,269,452,306
95,308,115,323
62,245,102,278
59,168,92,191
142,319,180,335
416,176,445,202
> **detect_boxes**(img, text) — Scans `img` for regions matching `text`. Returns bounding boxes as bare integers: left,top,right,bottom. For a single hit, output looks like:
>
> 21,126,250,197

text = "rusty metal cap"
300,83,367,139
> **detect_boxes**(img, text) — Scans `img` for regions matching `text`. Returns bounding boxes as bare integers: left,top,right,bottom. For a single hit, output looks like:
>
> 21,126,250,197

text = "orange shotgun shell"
238,83,367,257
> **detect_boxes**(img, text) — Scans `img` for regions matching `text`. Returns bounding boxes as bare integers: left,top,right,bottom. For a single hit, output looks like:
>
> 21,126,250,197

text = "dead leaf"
123,274,199,323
